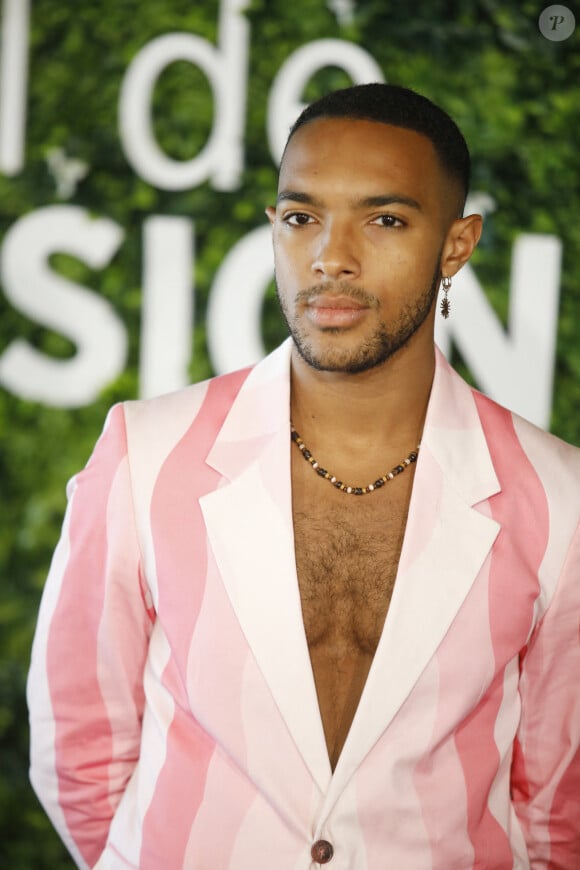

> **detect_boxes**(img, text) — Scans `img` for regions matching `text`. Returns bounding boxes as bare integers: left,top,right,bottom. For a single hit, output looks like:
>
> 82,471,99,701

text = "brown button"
311,839,334,863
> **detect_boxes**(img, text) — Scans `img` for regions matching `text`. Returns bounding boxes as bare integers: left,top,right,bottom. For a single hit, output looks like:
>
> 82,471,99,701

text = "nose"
311,220,360,281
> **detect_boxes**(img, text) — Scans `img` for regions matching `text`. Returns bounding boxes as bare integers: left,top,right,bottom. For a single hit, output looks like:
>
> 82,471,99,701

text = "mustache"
295,283,380,308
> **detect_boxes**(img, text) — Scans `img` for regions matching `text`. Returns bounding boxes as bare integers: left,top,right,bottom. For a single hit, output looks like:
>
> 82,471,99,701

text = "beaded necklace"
290,425,420,495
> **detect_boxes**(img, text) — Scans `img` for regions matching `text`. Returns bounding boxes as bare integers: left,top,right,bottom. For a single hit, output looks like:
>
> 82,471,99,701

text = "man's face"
266,118,459,374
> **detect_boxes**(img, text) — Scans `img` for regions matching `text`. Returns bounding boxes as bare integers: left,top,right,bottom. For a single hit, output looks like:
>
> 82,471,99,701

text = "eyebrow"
276,191,423,211
276,191,321,206
359,194,422,212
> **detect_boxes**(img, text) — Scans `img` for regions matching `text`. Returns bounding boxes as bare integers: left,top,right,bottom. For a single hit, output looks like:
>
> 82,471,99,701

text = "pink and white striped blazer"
28,339,580,869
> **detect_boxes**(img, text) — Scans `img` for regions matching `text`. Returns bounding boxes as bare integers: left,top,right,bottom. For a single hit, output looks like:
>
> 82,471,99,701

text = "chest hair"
294,501,406,652
292,469,414,769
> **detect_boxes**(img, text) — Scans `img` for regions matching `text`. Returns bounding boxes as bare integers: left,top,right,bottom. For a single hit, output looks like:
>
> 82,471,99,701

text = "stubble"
275,261,441,374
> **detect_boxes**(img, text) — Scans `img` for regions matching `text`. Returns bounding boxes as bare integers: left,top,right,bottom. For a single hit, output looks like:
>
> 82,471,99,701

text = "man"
28,84,580,869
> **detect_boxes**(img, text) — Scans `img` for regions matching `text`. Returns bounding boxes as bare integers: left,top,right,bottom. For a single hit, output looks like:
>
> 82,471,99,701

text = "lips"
308,294,367,310
305,294,369,328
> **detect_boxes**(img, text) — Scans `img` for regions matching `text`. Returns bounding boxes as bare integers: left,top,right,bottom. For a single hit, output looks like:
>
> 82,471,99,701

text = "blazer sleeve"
511,518,580,869
27,404,154,869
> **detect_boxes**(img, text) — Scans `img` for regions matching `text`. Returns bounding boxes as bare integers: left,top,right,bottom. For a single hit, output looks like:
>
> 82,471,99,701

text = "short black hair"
286,83,471,215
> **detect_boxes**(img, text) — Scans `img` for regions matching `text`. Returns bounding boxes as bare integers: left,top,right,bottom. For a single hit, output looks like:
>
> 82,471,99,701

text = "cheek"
273,247,297,289
370,253,415,287
273,255,293,285
274,240,308,277
388,249,435,279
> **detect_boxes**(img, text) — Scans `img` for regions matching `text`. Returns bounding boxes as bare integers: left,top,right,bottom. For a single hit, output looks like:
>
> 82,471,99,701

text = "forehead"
279,118,445,204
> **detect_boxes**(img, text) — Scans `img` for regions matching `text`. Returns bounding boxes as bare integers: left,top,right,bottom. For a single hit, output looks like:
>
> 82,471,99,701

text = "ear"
265,206,276,225
439,213,482,278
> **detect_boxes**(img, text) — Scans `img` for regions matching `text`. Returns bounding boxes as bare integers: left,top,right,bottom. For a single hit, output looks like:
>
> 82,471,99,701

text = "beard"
275,260,441,374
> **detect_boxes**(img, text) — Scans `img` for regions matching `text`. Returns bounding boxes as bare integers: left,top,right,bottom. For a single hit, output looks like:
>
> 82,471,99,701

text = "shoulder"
122,339,293,425
128,366,250,418
472,384,580,490
435,350,580,485
116,339,293,458
118,366,253,458
433,353,580,555
464,378,580,572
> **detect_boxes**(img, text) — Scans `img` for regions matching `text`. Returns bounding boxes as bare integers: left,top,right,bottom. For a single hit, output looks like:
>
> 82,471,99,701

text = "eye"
283,212,315,226
370,214,405,228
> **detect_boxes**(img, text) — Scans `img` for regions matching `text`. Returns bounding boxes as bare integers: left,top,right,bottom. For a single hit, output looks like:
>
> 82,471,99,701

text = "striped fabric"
28,339,580,869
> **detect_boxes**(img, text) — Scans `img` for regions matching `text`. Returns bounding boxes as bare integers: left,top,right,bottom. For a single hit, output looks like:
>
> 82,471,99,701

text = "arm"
511,520,580,869
27,404,154,869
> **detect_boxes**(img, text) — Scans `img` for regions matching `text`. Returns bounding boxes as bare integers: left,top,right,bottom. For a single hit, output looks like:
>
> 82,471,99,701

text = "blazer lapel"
199,340,331,792
325,349,502,805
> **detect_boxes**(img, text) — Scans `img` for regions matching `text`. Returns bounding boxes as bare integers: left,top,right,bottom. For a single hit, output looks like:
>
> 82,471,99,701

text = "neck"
290,339,435,453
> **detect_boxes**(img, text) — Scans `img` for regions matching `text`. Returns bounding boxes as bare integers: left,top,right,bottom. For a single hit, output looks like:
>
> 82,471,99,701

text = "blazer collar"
206,341,500,504
423,346,501,506
204,338,293,481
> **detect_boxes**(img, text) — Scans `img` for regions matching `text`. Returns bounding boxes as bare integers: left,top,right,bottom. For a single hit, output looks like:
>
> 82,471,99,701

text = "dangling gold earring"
440,276,452,319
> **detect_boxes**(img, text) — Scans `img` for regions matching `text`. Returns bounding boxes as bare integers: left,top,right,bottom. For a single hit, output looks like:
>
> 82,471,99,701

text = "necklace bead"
290,425,420,495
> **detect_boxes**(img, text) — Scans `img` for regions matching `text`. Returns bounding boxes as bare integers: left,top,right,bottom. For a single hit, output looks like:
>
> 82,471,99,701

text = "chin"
294,332,410,374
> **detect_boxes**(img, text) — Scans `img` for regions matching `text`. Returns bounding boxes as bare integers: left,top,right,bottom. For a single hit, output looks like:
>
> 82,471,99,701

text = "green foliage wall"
0,1,578,865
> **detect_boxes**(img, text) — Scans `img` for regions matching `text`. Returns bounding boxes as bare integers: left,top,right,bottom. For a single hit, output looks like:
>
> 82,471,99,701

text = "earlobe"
441,213,483,277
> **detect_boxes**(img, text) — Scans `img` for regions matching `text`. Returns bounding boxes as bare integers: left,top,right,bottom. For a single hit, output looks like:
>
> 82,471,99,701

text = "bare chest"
292,460,414,769
293,487,410,653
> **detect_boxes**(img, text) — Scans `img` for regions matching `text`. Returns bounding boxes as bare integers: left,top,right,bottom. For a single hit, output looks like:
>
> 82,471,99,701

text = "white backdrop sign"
0,0,562,427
